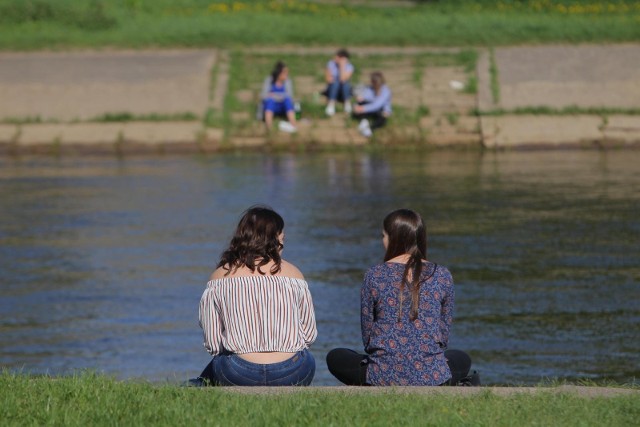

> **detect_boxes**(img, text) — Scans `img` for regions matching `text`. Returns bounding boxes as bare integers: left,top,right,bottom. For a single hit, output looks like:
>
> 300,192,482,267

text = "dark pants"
326,348,472,386
352,110,387,130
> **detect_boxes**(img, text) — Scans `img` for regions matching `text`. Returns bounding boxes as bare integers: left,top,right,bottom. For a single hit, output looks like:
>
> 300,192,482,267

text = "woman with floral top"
326,209,476,386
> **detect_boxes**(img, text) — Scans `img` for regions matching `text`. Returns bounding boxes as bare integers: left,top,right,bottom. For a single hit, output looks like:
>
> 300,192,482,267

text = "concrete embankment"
215,385,640,397
1,44,639,155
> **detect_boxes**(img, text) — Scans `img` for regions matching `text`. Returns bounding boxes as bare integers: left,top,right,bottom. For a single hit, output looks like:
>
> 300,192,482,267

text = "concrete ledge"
603,116,640,144
0,122,222,154
2,115,638,154
480,115,640,148
209,385,639,397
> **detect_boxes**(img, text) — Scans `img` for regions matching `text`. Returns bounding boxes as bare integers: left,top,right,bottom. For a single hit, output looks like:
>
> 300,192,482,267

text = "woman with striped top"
190,206,317,386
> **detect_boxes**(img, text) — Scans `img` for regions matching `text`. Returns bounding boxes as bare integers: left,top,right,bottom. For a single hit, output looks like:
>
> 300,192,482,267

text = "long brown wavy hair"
217,205,284,275
271,61,287,84
383,209,435,321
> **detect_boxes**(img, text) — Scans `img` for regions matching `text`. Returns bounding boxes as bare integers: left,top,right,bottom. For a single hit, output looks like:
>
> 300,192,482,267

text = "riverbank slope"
1,44,639,155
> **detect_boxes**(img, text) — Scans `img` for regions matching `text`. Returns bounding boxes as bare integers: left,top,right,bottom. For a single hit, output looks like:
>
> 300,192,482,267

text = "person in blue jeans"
260,61,298,133
188,206,317,386
324,48,354,116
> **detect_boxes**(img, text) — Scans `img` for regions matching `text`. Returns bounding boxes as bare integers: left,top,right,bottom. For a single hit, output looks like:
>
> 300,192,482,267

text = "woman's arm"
438,267,455,349
339,60,354,82
281,261,317,346
260,76,271,100
360,85,392,114
299,284,318,346
360,269,375,350
199,286,224,355
325,62,334,83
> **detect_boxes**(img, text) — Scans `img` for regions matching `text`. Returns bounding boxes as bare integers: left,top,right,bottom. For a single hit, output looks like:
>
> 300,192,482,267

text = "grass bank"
0,0,639,50
1,373,639,426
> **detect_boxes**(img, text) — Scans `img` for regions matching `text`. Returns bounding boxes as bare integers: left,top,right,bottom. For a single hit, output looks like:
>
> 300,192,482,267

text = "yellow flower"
232,2,247,12
208,3,229,14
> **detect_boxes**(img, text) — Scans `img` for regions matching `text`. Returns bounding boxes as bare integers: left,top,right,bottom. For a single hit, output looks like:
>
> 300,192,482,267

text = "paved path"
0,49,219,154
478,44,640,147
0,44,639,154
480,44,640,110
0,50,216,120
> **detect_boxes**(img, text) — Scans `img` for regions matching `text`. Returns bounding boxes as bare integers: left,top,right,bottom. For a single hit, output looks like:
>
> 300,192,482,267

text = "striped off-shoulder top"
199,275,317,355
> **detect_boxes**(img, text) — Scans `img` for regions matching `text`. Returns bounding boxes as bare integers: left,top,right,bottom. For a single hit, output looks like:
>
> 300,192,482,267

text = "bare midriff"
238,352,297,364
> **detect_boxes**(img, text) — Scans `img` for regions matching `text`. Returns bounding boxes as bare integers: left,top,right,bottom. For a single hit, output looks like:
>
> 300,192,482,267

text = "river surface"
1,150,638,386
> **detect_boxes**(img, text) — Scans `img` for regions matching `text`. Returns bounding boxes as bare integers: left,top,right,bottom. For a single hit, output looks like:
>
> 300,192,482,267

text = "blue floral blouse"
361,261,454,386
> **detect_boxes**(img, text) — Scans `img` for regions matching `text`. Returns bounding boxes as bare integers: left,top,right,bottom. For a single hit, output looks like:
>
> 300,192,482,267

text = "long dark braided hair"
383,209,436,321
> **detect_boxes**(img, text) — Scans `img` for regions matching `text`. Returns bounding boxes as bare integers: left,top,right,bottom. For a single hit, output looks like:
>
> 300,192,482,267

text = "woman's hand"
269,92,285,102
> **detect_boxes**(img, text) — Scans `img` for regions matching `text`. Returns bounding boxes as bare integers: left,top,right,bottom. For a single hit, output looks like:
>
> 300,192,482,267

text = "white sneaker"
358,119,372,137
278,121,297,133
325,103,335,117
344,101,352,114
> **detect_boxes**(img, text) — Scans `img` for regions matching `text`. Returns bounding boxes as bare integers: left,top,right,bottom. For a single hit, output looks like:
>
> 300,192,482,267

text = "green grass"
3,112,200,125
90,112,200,122
489,47,500,105
0,0,639,50
1,372,639,426
1,115,50,125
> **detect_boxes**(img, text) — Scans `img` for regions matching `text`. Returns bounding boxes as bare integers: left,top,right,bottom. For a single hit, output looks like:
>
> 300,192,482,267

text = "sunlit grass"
0,0,639,49
1,371,638,427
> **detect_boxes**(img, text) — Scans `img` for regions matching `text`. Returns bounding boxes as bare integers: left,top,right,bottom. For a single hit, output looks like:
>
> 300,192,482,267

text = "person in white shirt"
324,48,355,116
187,205,317,386
260,61,298,133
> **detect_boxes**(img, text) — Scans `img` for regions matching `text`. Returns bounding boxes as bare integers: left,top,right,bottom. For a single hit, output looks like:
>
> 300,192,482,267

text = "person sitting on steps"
260,61,298,133
323,48,354,117
352,71,392,138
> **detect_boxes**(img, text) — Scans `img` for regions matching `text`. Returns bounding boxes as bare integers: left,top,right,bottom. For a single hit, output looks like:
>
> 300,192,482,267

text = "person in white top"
187,206,317,386
260,61,298,133
353,71,392,138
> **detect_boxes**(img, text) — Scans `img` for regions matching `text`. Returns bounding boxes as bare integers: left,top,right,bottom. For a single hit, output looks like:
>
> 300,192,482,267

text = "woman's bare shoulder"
209,266,228,281
279,260,305,280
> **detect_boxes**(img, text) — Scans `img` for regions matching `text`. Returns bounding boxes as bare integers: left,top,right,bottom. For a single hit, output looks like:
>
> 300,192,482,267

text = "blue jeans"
201,349,315,386
326,81,352,103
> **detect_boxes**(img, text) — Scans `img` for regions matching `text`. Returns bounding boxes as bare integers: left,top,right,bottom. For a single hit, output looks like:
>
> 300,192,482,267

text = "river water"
1,150,638,386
